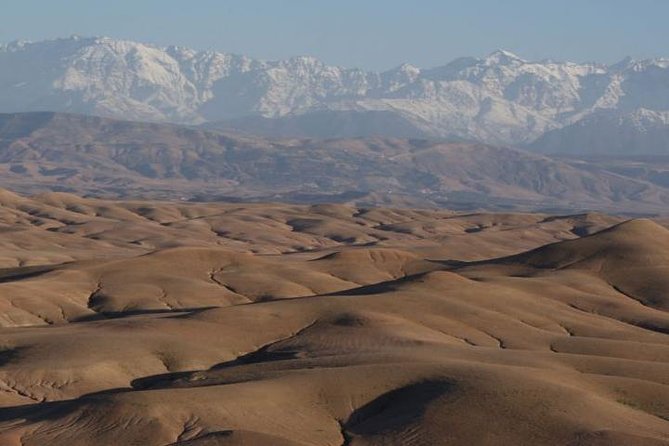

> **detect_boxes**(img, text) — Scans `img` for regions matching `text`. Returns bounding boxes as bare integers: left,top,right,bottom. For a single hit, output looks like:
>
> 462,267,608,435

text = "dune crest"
0,191,666,445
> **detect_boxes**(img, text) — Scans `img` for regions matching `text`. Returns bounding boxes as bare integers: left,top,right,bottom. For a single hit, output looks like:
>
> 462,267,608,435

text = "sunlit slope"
0,193,666,445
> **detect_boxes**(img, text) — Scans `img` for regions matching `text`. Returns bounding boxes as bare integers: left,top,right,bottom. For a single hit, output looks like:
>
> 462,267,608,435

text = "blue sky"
2,0,667,70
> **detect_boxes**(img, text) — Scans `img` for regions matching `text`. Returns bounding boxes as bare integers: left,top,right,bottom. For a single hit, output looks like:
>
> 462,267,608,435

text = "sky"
2,0,668,70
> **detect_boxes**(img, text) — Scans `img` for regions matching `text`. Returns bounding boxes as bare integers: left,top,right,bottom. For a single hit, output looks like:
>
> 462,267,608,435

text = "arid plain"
0,189,665,445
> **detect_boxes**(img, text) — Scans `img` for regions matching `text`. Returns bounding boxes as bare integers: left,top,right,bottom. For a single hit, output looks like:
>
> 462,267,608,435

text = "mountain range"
2,36,669,152
1,111,668,213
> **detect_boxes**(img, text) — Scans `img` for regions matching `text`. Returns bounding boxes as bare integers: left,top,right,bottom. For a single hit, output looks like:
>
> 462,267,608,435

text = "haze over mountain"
2,36,669,152
530,108,669,155
2,111,669,213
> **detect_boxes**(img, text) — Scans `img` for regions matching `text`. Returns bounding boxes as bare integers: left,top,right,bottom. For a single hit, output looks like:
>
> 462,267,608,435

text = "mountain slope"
529,108,669,155
203,110,434,139
2,37,669,148
1,112,669,212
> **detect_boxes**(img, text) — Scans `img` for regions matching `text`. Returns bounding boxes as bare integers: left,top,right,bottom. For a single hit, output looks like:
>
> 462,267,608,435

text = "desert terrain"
0,189,664,444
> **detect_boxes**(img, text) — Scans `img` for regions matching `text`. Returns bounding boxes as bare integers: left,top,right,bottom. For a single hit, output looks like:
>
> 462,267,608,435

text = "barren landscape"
2,16,669,445
0,189,665,444
2,112,669,214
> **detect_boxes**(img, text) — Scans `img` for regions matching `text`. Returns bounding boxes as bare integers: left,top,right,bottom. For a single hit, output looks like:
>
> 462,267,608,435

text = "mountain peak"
285,55,324,66
397,62,420,72
1,36,669,151
485,49,526,64
387,63,421,77
609,55,635,70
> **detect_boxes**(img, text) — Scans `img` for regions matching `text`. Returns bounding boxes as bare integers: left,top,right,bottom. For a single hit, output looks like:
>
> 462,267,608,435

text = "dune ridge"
0,190,666,445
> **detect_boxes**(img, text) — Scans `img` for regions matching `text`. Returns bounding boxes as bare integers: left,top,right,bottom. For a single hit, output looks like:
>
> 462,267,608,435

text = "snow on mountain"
2,36,669,148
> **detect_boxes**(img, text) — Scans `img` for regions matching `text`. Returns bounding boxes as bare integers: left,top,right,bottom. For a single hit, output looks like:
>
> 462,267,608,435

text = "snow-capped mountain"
2,36,669,148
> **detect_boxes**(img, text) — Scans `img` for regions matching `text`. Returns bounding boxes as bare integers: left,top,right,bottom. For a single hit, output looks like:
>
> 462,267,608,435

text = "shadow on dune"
132,320,319,391
0,386,130,423
326,272,433,296
167,429,306,446
71,306,218,322
341,379,456,442
0,265,58,283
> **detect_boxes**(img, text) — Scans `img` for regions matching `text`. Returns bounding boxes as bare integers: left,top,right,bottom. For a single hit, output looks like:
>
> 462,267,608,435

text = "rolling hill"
0,191,665,445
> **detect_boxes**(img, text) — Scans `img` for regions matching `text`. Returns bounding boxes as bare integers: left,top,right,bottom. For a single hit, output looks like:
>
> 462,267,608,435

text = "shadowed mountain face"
0,190,666,445
2,112,669,213
530,109,669,156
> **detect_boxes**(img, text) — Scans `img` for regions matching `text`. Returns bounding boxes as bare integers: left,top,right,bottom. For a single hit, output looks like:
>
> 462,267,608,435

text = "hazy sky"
2,0,667,70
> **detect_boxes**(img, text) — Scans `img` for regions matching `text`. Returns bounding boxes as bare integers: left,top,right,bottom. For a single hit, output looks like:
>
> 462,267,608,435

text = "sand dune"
0,191,666,445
